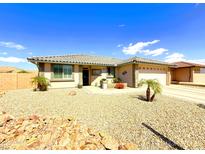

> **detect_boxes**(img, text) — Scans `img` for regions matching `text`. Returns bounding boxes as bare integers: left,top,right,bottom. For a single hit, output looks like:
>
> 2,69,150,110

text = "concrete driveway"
162,84,205,104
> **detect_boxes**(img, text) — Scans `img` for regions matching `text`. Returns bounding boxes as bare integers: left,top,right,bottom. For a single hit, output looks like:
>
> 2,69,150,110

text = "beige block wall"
0,73,17,90
0,72,37,90
17,73,37,89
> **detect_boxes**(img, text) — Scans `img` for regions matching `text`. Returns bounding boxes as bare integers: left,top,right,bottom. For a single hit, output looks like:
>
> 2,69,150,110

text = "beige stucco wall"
172,67,193,82
40,62,170,88
138,64,169,86
89,66,109,86
42,63,81,88
42,63,114,88
116,64,133,87
116,63,170,87
171,66,205,84
193,67,205,83
44,63,52,79
193,73,205,83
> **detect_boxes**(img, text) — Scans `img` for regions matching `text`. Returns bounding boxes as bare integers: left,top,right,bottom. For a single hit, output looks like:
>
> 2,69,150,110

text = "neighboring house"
0,66,23,73
27,54,173,88
171,61,205,84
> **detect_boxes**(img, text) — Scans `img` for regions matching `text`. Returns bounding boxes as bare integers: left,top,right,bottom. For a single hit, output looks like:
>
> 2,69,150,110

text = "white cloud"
165,53,205,65
0,57,26,63
0,41,26,50
117,44,123,48
165,52,185,63
144,48,168,56
0,52,7,55
122,40,160,55
187,59,205,65
28,52,33,55
118,24,125,27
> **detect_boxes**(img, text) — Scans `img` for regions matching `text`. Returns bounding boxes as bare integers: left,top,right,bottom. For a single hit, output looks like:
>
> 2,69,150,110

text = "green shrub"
18,70,29,73
78,84,83,89
113,77,122,83
138,79,162,102
32,76,50,91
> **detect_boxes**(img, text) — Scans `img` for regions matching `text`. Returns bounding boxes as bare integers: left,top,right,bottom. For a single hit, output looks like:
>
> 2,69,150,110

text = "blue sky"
0,3,205,70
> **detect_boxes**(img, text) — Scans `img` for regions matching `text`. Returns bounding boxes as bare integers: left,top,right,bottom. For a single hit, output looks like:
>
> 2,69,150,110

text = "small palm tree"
32,76,50,91
138,79,162,102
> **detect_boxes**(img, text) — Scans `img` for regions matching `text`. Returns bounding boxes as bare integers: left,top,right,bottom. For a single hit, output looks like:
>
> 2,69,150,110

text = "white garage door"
138,73,167,85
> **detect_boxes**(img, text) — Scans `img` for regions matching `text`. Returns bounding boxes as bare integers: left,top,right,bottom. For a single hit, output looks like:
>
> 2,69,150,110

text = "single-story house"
171,61,205,84
27,54,173,88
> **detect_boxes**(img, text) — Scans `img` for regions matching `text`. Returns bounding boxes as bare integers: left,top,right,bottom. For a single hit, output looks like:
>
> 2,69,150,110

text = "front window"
52,64,73,79
92,69,101,76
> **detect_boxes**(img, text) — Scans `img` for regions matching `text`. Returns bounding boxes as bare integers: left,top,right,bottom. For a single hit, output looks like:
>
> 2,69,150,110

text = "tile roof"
119,56,172,66
172,61,205,68
0,66,23,73
27,54,172,66
27,54,123,66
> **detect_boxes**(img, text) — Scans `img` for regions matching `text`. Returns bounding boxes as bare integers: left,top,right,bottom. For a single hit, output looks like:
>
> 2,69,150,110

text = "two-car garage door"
138,73,167,86
138,64,168,86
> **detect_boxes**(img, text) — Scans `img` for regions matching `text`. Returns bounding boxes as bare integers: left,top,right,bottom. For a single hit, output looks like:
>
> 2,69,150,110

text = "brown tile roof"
27,54,172,66
119,56,172,66
0,66,22,73
27,54,123,66
172,61,205,68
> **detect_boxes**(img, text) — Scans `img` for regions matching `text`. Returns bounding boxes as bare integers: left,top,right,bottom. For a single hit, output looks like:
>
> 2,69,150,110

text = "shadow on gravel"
137,95,147,101
142,123,185,150
197,104,205,109
130,95,147,101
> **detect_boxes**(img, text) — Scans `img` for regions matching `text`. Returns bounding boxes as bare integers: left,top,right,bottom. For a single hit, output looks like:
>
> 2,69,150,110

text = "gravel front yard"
1,88,205,150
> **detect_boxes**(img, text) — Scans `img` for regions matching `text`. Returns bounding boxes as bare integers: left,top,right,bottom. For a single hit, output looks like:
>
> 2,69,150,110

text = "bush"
115,83,125,89
78,84,83,89
32,76,50,91
113,78,122,83
18,70,29,73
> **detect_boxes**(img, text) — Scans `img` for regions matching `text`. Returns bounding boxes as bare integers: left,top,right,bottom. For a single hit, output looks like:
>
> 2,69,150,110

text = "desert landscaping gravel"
1,88,205,150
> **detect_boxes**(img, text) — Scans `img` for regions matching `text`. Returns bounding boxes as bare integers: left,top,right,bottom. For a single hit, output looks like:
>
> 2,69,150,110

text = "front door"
83,69,89,86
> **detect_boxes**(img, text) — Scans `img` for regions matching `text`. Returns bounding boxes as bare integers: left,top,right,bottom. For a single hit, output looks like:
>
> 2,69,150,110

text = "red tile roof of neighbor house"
172,61,205,68
0,66,22,73
0,66,37,73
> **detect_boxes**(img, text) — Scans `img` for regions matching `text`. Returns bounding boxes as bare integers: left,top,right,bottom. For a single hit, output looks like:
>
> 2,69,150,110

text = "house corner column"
191,67,194,82
79,65,83,85
132,64,139,88
115,67,119,78
135,64,139,87
166,68,171,86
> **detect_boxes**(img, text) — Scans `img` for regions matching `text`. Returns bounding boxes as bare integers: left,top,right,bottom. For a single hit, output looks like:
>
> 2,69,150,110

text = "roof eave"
27,59,117,67
118,60,174,67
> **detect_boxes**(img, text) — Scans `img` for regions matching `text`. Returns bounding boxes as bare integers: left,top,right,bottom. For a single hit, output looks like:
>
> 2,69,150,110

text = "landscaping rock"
0,91,6,97
0,114,136,150
68,91,77,96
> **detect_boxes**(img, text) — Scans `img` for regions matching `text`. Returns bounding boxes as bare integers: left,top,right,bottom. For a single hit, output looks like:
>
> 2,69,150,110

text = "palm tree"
32,76,50,91
138,79,162,102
